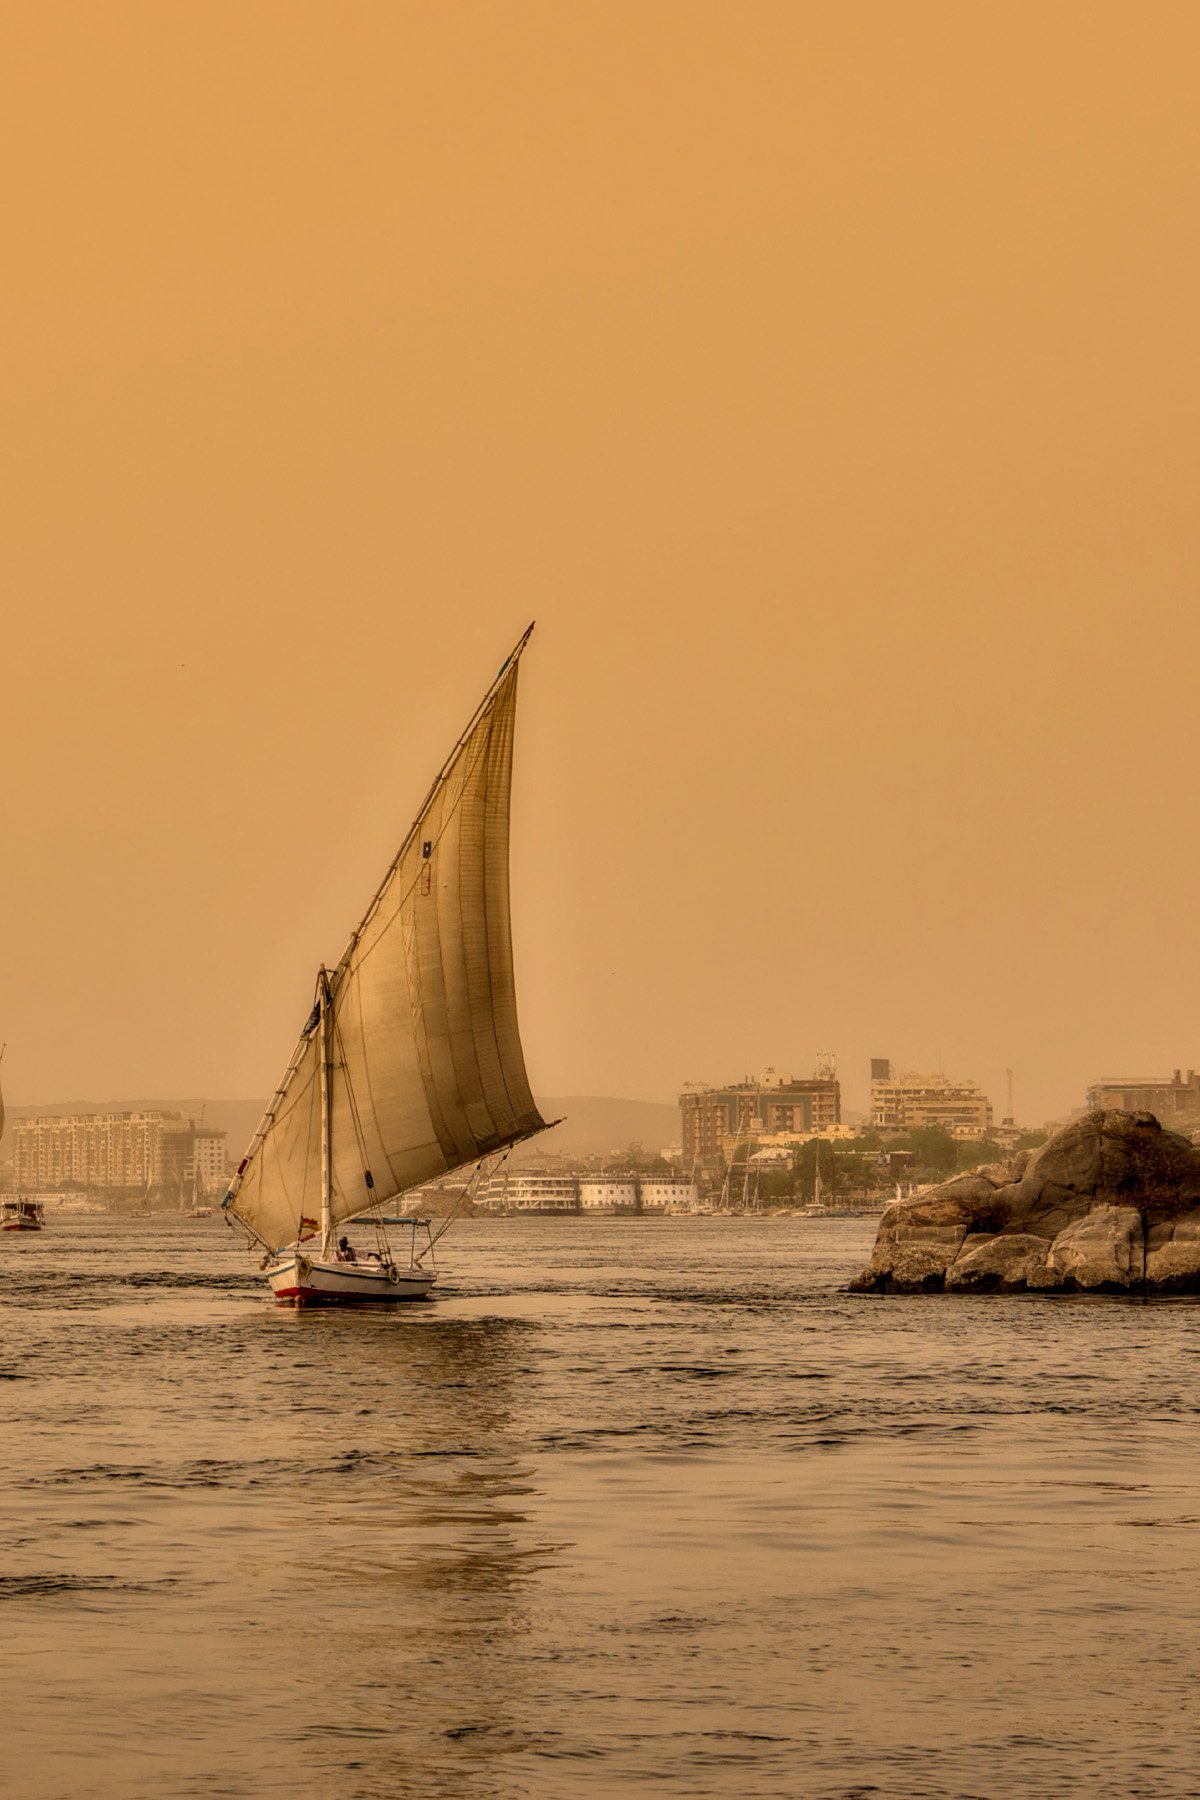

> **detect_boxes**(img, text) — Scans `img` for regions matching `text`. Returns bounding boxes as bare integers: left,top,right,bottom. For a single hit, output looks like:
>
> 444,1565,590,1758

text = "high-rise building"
679,1066,842,1168
11,1111,228,1193
190,1129,229,1193
869,1064,993,1138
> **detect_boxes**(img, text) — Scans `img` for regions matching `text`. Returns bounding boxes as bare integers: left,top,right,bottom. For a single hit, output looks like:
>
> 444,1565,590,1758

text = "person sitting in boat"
337,1235,357,1263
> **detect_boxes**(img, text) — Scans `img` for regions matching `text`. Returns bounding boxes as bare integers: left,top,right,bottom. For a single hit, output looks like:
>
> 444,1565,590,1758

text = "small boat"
0,1055,42,1230
2,1198,44,1232
222,626,549,1305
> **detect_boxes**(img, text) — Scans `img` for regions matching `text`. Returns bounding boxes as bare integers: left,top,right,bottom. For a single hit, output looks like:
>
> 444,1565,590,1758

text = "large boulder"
850,1110,1200,1296
944,1232,1050,1293
1036,1205,1144,1290
1145,1216,1200,1291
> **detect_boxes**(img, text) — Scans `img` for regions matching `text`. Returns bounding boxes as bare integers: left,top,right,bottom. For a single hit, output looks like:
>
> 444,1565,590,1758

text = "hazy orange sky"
2,2,1197,1126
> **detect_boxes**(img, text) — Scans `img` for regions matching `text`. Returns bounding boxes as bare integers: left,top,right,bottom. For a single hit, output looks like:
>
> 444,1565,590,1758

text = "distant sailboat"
222,626,547,1304
181,1163,213,1220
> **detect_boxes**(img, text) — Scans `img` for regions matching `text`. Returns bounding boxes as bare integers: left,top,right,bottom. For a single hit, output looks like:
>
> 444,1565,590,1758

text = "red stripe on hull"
272,1284,429,1306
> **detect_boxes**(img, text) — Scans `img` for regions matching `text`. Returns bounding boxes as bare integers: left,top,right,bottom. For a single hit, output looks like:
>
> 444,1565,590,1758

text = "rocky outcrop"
944,1232,1048,1292
1145,1216,1200,1291
851,1110,1200,1296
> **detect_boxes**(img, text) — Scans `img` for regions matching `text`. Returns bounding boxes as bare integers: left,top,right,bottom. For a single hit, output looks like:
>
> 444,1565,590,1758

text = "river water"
3,1215,1198,1799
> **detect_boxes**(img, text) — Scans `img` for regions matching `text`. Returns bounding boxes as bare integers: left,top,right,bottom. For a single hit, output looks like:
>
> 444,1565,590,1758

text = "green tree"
758,1168,797,1204
956,1136,1003,1168
902,1127,959,1174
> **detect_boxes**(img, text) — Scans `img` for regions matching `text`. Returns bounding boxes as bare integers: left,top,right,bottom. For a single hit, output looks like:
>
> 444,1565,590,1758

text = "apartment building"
11,1111,228,1193
869,1060,993,1139
679,1066,842,1168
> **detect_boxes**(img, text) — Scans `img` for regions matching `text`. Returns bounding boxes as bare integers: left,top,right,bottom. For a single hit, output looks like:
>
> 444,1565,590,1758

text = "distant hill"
5,1094,680,1161
520,1096,679,1159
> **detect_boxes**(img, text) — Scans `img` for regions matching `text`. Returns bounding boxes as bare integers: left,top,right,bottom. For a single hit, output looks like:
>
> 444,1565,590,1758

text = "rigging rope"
330,1008,394,1265
420,1142,514,1259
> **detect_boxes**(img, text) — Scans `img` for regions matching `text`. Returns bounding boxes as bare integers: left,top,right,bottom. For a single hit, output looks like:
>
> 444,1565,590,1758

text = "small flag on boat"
298,1215,319,1240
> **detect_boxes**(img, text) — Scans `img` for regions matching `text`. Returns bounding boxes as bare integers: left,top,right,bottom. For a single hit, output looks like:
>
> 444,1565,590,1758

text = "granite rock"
850,1110,1200,1296
1038,1204,1144,1290
943,1232,1051,1293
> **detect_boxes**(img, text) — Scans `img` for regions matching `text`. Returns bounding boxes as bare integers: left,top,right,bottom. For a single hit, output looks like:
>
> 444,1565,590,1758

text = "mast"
318,967,333,1256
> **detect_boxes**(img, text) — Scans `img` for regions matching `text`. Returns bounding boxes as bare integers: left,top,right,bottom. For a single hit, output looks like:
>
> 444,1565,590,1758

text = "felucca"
222,626,547,1304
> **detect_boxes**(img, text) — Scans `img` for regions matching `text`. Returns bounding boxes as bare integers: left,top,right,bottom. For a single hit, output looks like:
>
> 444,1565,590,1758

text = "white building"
637,1177,699,1212
477,1171,700,1214
477,1171,579,1213
579,1178,639,1212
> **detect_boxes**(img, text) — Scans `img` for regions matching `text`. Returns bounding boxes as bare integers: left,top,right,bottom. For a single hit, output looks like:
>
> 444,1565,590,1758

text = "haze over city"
3,2,1198,1130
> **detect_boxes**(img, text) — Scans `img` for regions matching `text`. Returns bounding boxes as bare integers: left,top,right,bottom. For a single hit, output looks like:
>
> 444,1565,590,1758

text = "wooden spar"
329,619,536,988
318,967,333,1257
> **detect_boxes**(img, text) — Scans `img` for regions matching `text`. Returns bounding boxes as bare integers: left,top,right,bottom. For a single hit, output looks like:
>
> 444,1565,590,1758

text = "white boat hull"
265,1251,435,1306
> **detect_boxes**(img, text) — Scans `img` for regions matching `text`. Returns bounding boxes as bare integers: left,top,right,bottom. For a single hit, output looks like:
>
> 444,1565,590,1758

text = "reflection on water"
3,1217,1200,1798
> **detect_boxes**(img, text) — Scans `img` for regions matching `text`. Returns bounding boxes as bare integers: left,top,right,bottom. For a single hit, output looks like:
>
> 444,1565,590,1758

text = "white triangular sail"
223,630,545,1252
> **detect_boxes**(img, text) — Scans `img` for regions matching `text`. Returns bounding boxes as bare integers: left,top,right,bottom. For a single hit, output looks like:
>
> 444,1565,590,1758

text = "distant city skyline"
6,1051,1200,1148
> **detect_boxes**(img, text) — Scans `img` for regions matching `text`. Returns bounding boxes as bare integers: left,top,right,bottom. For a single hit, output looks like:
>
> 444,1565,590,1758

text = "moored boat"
1,1197,44,1231
0,1054,42,1230
222,626,549,1305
